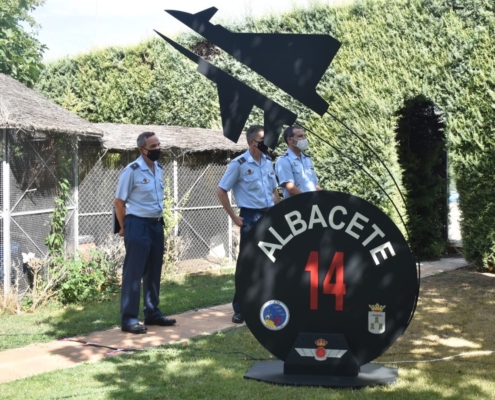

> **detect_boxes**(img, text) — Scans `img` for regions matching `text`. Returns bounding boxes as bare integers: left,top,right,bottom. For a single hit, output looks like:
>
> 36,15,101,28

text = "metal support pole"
173,159,179,237
73,137,79,256
2,128,11,295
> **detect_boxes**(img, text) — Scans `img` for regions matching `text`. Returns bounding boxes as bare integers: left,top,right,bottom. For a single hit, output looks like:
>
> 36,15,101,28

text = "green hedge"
36,0,495,270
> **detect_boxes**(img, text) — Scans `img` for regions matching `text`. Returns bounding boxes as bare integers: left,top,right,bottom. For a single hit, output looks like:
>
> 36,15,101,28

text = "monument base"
244,361,397,388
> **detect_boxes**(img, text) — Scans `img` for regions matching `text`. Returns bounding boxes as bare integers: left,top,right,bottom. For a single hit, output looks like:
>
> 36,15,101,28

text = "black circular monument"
237,191,418,386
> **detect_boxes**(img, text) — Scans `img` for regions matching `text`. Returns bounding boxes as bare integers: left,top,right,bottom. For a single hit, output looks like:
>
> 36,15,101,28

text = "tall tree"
0,0,47,87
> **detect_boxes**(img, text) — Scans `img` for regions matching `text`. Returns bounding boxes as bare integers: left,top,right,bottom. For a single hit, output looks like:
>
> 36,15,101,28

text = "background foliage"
0,0,47,87
395,98,447,259
36,0,495,270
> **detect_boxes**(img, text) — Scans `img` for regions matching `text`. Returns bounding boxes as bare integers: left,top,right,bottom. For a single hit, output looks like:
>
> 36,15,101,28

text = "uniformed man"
275,125,321,198
216,125,280,323
114,131,176,334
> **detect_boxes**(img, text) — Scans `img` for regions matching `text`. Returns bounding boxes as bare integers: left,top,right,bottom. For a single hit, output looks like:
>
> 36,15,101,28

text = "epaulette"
237,157,246,164
156,162,163,169
265,155,272,161
130,163,139,170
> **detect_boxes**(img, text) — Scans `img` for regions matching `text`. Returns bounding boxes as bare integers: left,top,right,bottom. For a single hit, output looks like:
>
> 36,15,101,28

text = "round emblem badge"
237,191,418,364
260,300,290,331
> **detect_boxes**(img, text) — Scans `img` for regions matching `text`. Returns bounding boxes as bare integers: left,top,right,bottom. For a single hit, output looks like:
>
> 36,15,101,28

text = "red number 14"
304,251,346,311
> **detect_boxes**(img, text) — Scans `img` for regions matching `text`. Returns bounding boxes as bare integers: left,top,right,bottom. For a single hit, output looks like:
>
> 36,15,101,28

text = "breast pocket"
292,165,304,185
307,167,318,183
135,180,154,193
243,174,259,189
267,171,277,189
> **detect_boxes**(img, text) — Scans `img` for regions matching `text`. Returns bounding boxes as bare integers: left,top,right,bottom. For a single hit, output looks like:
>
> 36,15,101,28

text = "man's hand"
114,198,126,237
232,215,244,227
216,187,244,227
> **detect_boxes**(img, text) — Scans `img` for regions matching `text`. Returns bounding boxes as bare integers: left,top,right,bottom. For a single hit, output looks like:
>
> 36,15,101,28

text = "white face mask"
294,138,309,151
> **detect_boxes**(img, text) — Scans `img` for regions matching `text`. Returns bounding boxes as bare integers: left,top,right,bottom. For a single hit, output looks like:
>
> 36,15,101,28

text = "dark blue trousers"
232,208,267,314
121,215,164,326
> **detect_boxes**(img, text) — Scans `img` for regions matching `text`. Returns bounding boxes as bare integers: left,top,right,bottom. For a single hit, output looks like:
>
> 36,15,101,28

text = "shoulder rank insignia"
156,162,163,169
130,163,139,170
237,157,246,164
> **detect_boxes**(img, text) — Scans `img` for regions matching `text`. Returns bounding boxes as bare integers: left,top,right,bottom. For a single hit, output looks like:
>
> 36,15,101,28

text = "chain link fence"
77,147,240,268
1,129,78,293
2,129,241,293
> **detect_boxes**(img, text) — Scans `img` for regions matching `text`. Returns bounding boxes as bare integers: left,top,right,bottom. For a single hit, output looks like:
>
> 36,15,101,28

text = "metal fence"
77,147,240,265
1,129,240,293
1,129,78,293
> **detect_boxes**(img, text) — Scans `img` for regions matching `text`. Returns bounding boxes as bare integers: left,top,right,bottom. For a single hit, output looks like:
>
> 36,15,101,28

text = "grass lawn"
0,267,494,399
0,267,235,350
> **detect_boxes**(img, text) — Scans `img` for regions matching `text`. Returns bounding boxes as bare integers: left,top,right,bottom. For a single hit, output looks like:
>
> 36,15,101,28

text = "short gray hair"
137,132,156,148
283,125,303,144
245,125,264,144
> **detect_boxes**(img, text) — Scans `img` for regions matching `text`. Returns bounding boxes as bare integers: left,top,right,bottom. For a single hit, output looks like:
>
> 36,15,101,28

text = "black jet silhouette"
166,7,341,116
154,30,296,150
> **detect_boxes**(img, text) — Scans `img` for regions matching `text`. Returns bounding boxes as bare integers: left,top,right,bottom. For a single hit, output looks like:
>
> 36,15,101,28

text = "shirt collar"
286,148,304,161
137,155,154,171
244,149,268,165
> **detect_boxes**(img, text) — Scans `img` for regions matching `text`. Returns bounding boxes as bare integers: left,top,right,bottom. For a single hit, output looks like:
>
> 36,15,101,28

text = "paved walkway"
0,257,468,384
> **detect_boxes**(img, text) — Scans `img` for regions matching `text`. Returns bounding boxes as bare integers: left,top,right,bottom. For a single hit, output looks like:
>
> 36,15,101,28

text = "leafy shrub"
36,0,495,270
395,98,447,260
57,249,120,304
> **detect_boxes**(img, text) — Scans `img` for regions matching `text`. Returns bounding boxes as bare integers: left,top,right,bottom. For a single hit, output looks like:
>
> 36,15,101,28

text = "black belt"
127,214,163,222
240,207,270,213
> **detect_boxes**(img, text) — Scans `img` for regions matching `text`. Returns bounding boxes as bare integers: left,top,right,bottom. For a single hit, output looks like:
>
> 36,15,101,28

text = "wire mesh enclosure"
1,129,81,294
2,132,242,292
1,114,245,295
77,148,241,267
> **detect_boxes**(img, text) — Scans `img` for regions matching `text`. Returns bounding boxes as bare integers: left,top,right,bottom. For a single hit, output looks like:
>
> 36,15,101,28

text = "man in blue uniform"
115,131,176,334
275,125,321,199
216,125,280,323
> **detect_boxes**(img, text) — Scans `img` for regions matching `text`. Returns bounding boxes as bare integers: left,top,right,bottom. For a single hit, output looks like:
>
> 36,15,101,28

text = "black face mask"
253,139,270,155
143,148,161,162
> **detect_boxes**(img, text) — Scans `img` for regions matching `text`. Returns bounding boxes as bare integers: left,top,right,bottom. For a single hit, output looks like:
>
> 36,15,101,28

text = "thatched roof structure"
96,123,247,153
0,73,102,137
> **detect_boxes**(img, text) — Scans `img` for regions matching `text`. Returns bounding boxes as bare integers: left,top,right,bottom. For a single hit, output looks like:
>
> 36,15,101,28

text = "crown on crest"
369,303,386,312
315,338,328,347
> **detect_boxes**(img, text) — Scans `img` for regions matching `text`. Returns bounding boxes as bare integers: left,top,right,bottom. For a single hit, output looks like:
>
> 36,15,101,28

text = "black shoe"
232,313,244,324
144,316,177,326
121,323,147,334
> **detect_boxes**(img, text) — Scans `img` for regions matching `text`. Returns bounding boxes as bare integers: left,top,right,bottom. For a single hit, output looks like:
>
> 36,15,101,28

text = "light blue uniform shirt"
219,150,277,209
275,148,319,199
115,156,164,218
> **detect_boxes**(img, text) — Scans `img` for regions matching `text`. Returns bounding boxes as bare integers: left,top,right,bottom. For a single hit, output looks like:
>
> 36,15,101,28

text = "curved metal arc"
300,123,420,330
324,110,407,210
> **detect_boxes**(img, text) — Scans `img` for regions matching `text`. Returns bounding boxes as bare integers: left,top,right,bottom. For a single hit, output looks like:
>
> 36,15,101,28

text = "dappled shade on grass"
0,268,235,350
0,267,494,399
